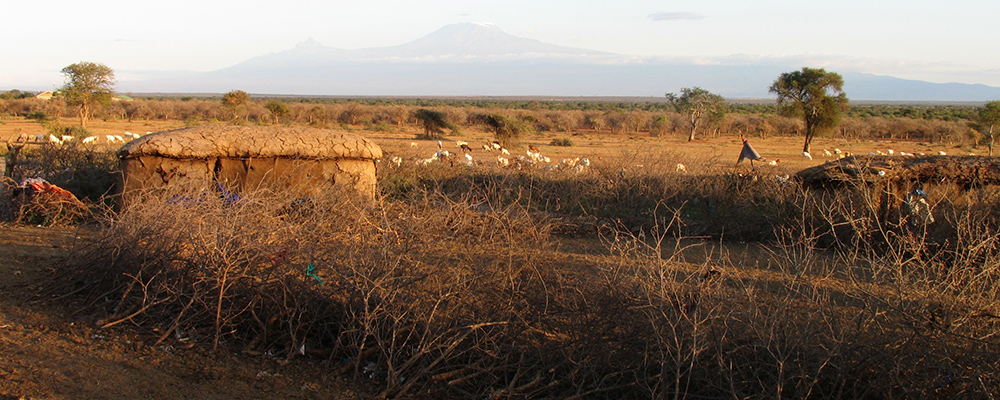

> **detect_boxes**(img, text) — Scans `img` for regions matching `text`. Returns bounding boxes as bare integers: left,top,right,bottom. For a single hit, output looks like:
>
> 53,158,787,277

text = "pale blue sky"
4,0,999,90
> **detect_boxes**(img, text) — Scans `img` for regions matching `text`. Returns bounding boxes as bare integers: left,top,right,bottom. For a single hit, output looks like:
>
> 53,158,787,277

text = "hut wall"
119,155,376,205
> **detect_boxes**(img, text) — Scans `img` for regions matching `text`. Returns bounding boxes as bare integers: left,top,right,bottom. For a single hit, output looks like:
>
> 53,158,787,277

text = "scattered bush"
413,108,459,138
478,113,532,147
48,125,90,138
26,111,49,121
367,120,395,132
549,138,574,147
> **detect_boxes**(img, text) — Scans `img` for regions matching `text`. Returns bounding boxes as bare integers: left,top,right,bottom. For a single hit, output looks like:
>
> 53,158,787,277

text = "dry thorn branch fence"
41,153,1000,398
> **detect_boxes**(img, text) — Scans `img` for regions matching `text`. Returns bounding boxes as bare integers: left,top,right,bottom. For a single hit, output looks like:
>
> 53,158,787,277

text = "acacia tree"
265,100,290,124
481,114,531,147
666,87,726,141
413,109,458,138
222,90,250,120
60,62,115,128
769,67,849,153
977,101,1000,156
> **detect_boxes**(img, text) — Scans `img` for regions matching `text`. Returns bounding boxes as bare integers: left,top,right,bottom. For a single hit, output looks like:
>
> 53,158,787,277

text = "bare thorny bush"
586,174,1000,398
64,184,681,398
55,152,1000,398
759,181,1000,398
1,143,117,224
594,203,879,399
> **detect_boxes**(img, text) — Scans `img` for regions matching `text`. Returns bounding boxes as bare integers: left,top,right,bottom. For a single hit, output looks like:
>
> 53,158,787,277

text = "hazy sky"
5,0,999,91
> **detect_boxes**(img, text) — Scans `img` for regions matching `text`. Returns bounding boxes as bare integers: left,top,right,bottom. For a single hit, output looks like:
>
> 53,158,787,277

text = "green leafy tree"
222,90,250,120
977,101,1000,156
769,67,849,153
306,106,327,125
265,100,290,124
666,87,726,141
481,114,532,147
60,62,116,128
413,109,458,138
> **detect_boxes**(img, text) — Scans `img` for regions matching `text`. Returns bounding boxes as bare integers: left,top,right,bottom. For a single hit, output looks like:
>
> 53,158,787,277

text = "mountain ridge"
120,23,1000,101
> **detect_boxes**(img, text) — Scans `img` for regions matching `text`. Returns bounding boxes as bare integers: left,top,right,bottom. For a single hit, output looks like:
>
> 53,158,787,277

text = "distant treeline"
0,91,988,145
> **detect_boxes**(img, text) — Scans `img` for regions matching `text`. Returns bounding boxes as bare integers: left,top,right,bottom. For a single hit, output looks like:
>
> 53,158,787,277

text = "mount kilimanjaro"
122,23,1000,101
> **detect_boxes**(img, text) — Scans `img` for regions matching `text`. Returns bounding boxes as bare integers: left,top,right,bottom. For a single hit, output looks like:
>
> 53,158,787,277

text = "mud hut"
796,155,1000,187
117,126,382,205
795,155,1000,230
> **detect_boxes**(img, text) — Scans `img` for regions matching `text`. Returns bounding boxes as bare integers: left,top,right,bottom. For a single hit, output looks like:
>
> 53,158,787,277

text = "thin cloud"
648,12,705,22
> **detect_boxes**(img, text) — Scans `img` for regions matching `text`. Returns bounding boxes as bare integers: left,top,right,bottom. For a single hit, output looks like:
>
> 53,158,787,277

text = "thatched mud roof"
797,155,1000,186
118,126,382,160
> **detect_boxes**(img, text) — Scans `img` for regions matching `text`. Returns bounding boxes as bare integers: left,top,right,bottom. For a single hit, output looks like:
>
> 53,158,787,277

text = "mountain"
122,23,1000,101
215,23,613,75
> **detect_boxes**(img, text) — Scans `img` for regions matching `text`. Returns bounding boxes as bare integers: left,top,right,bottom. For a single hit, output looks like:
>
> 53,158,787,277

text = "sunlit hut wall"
116,126,382,205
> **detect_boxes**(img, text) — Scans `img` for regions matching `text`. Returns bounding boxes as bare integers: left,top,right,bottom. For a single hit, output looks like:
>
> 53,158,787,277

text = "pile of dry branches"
54,169,1000,398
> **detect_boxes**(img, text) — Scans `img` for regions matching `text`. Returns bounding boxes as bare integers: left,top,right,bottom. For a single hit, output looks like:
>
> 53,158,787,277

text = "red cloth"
24,179,79,201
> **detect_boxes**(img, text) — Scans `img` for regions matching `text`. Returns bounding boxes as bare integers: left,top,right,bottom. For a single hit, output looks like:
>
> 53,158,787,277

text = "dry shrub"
3,142,118,201
56,150,1000,398
6,182,90,225
587,184,1000,398
760,181,1000,397
66,186,624,398
1,143,115,224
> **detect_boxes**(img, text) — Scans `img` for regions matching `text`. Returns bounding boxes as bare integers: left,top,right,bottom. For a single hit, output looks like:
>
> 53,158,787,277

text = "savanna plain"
1,97,999,399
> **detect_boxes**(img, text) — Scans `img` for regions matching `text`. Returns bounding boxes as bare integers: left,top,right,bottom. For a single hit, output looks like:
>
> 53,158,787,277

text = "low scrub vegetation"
0,95,989,146
30,147,999,398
